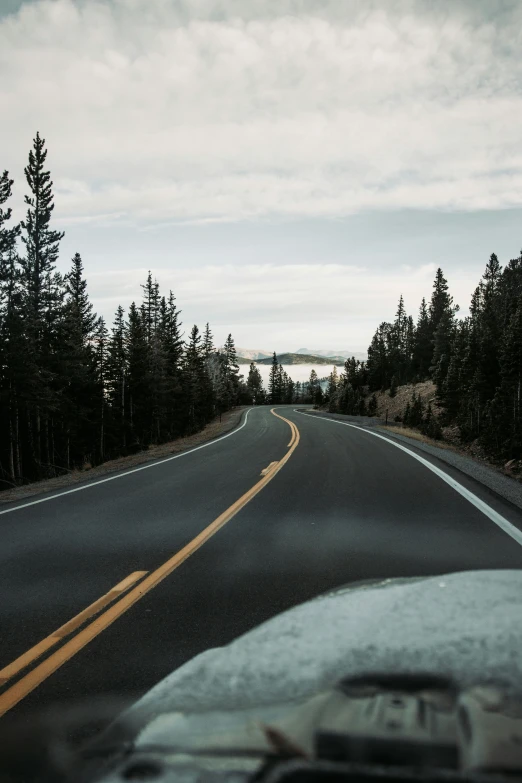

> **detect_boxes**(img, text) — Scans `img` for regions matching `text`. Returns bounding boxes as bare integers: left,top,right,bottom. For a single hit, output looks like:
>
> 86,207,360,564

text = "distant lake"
243,363,339,387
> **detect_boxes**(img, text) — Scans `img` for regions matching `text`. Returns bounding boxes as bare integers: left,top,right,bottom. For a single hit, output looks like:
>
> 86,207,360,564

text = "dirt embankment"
0,407,247,505
371,380,439,422
370,381,521,479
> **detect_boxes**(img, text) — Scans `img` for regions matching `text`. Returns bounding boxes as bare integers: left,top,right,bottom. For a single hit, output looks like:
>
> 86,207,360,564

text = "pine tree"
367,322,391,391
223,333,240,407
0,170,20,262
389,295,408,383
420,403,442,440
246,362,264,403
500,303,522,424
65,253,96,340
476,254,503,402
203,323,214,357
429,268,455,332
183,325,213,432
431,310,455,393
404,315,415,380
307,368,319,404
413,393,425,427
161,291,185,437
60,253,99,468
0,171,22,487
125,302,150,447
441,351,461,422
268,352,280,404
141,271,160,342
427,269,458,381
488,303,522,457
106,305,127,451
412,298,432,380
499,253,522,329
281,368,288,402
148,321,169,444
285,376,295,404
327,365,338,411
92,316,108,461
139,272,170,441
206,351,229,417
20,133,64,325
315,383,324,407
18,133,65,476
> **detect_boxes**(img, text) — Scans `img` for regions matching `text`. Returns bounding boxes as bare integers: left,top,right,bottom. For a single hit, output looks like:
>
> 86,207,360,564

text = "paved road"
1,405,522,730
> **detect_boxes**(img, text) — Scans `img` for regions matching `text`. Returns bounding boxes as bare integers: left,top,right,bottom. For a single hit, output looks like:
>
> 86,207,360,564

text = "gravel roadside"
0,407,248,505
299,408,522,512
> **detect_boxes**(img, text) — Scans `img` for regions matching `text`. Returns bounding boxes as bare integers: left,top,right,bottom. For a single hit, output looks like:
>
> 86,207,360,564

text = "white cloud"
2,0,522,222
3,1,520,350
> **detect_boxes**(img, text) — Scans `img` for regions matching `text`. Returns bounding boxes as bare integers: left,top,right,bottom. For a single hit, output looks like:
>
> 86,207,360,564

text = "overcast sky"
2,0,522,352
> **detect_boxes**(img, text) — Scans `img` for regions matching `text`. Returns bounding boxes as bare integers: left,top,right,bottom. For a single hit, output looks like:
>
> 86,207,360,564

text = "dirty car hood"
123,570,522,738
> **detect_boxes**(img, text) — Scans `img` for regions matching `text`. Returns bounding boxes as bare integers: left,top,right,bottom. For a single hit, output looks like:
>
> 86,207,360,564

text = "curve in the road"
0,409,255,517
296,410,522,547
0,409,299,718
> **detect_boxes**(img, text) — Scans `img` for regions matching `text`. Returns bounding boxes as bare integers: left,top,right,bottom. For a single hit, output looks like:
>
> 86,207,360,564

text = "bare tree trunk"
122,376,126,448
36,408,41,468
7,380,16,484
44,415,51,474
27,409,36,478
14,401,21,481
8,421,15,485
100,397,105,461
50,417,56,471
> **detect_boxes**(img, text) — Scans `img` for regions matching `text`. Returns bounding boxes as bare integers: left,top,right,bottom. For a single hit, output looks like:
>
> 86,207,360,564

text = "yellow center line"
0,571,148,687
260,461,279,476
0,409,300,718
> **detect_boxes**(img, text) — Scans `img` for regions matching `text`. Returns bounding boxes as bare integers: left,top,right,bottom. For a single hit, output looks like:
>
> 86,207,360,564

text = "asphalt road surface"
2,405,522,731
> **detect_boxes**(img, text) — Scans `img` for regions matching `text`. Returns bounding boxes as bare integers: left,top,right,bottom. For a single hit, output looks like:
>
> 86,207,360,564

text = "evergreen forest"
0,135,255,490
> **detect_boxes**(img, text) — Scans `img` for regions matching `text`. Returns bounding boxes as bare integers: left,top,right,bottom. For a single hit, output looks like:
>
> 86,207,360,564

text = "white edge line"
295,410,522,548
0,409,253,516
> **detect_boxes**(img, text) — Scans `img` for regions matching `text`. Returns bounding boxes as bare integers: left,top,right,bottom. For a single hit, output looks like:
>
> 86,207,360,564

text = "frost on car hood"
126,570,522,731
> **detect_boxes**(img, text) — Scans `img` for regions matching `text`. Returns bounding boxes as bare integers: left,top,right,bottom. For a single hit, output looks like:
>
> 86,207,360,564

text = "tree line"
267,354,332,405
324,255,522,461
0,134,258,491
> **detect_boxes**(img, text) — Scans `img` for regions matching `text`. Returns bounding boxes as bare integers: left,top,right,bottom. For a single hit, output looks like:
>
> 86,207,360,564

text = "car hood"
122,569,522,742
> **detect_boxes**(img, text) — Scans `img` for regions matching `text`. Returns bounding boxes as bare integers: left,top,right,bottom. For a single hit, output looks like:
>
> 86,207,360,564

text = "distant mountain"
256,352,345,366
236,348,272,360
236,348,367,364
295,347,367,361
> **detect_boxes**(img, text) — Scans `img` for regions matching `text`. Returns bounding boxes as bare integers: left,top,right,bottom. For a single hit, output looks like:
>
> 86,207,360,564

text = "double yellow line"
0,408,299,718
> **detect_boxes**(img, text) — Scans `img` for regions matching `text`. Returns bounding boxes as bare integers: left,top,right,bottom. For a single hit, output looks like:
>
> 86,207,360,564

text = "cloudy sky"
2,0,522,352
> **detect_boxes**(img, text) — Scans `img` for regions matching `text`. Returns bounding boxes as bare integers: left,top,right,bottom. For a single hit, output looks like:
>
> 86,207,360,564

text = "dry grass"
0,407,247,504
377,425,456,451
